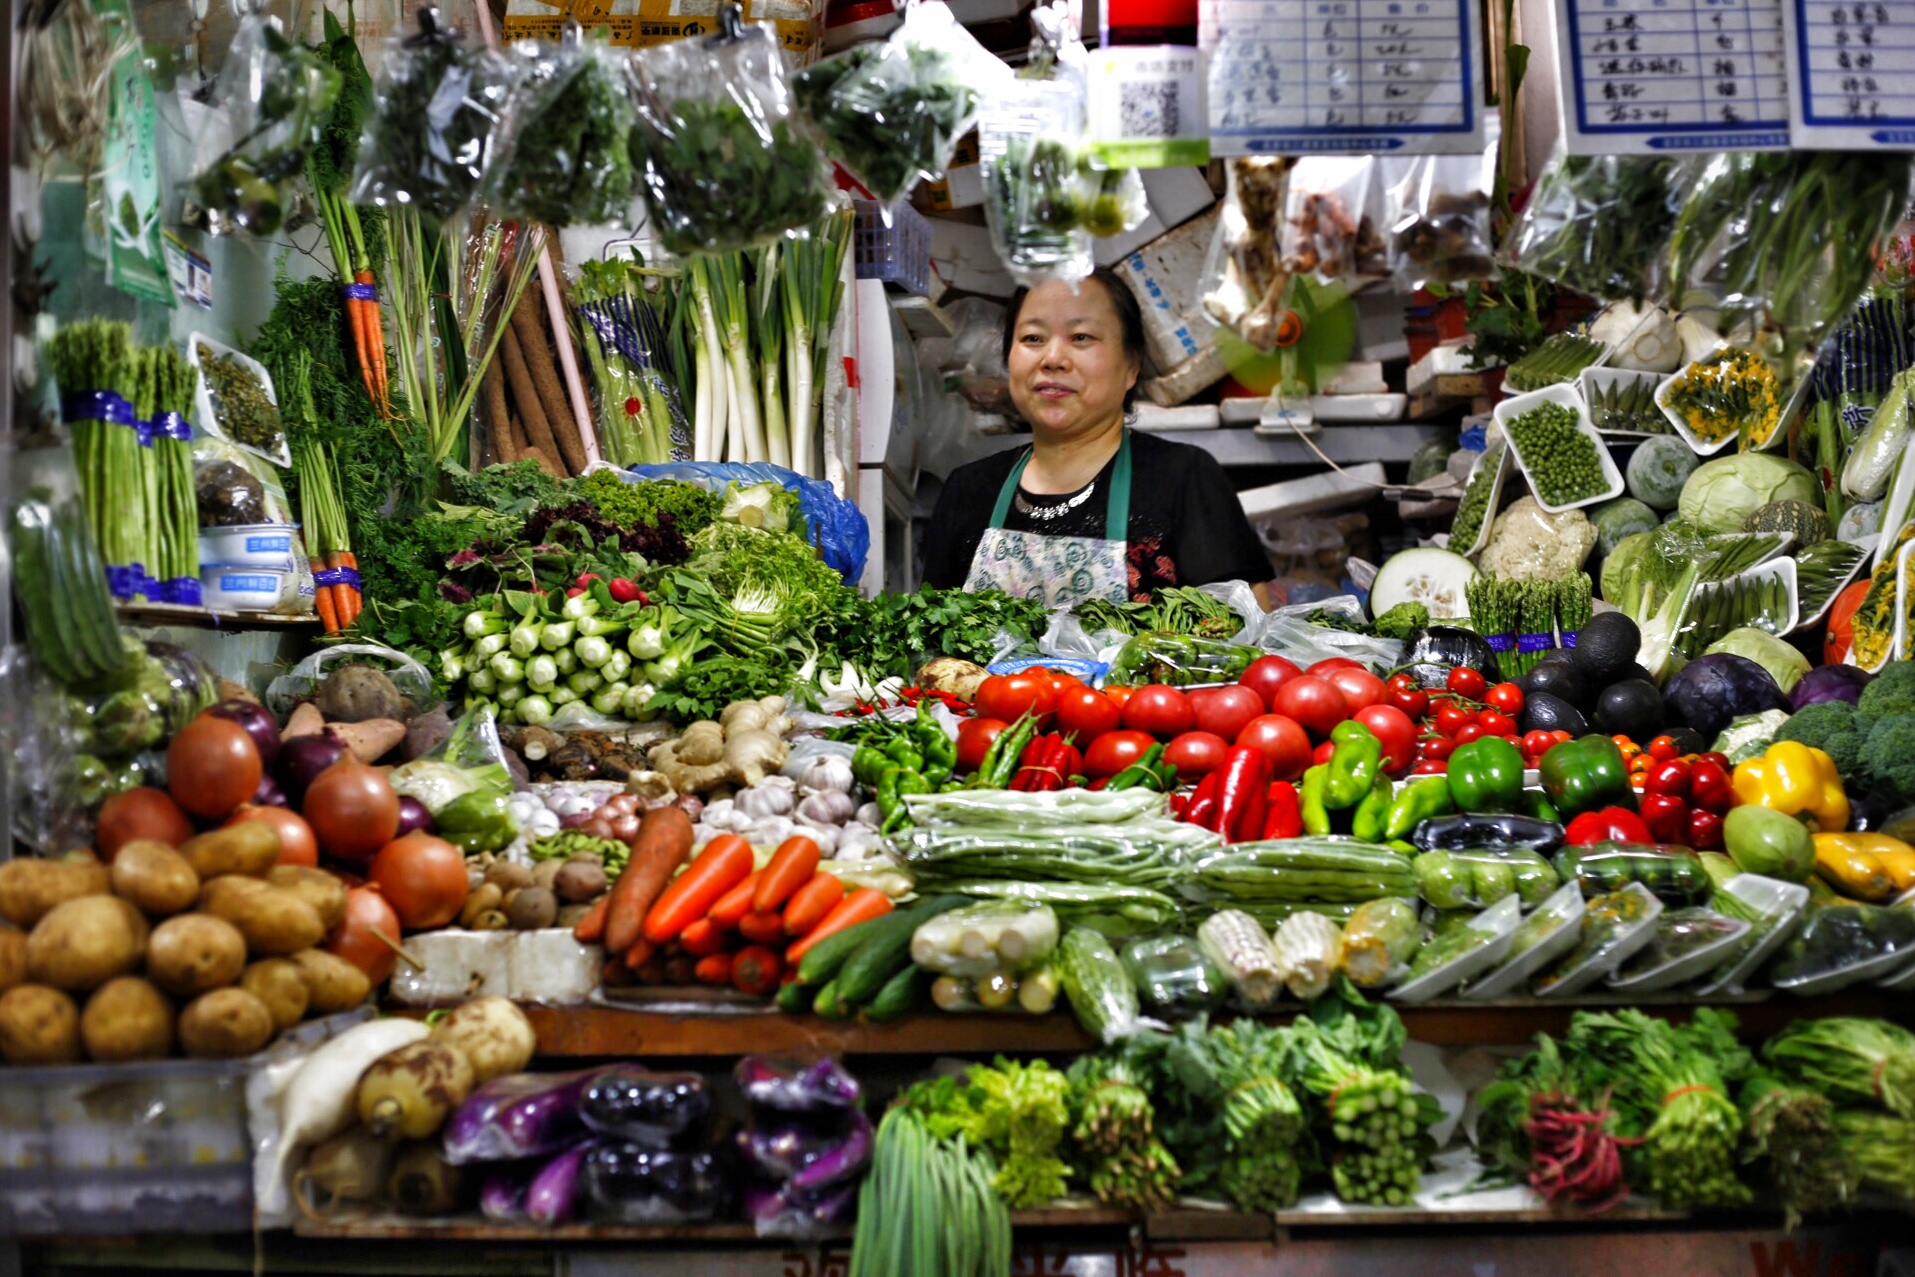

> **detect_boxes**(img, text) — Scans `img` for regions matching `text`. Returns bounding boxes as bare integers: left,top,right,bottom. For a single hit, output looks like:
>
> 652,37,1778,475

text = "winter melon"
1371,548,1478,621
1625,435,1696,511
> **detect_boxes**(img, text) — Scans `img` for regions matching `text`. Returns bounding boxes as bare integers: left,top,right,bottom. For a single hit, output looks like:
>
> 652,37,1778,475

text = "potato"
265,865,348,931
506,887,557,931
111,840,201,918
201,880,325,956
240,959,311,1031
147,913,248,996
0,984,81,1063
179,822,281,879
0,927,24,992
26,895,148,991
553,860,607,904
0,859,111,928
484,861,534,893
178,987,275,1059
530,860,564,891
80,977,174,1062
291,949,372,1013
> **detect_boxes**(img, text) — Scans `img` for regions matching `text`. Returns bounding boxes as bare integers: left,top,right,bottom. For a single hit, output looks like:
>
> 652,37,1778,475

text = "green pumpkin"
1743,499,1830,547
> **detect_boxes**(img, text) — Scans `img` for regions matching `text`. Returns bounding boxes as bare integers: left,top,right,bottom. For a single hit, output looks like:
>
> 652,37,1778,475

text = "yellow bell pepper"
1731,741,1850,832
1812,832,1915,901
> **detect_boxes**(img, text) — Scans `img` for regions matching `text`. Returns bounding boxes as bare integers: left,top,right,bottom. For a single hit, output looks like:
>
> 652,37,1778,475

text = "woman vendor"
922,267,1271,608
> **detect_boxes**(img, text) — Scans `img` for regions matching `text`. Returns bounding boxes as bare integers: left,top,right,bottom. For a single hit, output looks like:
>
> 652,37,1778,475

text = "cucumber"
796,918,885,988
812,978,850,1019
864,965,931,1023
1055,927,1137,1044
832,894,972,1007
776,978,816,1014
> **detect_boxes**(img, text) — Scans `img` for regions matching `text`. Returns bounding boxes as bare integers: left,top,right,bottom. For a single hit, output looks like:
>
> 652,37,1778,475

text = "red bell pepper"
1185,771,1223,831
1643,758,1692,799
1687,807,1725,851
1638,792,1690,845
1215,746,1271,843
1688,759,1734,815
1261,781,1302,839
1565,806,1652,846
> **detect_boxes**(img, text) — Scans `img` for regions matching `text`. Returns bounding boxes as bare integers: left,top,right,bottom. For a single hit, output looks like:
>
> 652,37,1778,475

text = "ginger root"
650,702,791,795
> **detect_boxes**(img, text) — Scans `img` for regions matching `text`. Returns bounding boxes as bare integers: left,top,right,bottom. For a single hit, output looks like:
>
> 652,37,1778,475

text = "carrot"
643,834,754,945
738,910,786,946
709,871,762,929
677,917,727,957
781,873,846,937
786,889,893,964
604,806,695,954
754,836,822,913
354,269,392,414
621,938,657,971
693,952,734,986
574,894,611,944
339,551,362,625
310,556,341,633
731,946,782,997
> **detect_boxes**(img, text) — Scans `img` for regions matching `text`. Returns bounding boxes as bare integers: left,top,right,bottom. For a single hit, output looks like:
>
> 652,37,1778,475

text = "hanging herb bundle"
1502,155,1681,303
486,34,636,230
191,15,341,235
43,319,145,597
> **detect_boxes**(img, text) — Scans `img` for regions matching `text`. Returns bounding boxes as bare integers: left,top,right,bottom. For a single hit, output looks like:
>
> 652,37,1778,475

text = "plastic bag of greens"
351,8,517,219
1201,156,1294,351
1502,150,1685,303
190,13,341,235
1106,632,1258,687
792,0,1007,206
628,12,829,256
1387,112,1499,289
1121,933,1229,1020
484,30,636,230
978,78,1095,287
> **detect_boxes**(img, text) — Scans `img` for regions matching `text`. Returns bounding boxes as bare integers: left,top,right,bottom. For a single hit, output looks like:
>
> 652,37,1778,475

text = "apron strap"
986,447,1034,529
985,432,1134,539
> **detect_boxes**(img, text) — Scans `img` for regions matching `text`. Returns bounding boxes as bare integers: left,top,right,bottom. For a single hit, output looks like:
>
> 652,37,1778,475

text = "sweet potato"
333,718,408,764
282,702,326,740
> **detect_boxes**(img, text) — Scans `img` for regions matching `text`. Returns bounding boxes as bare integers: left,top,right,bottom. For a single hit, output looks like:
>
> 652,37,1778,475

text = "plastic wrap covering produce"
190,13,341,235
1502,152,1684,302
1387,113,1498,287
579,1066,713,1148
889,818,1215,891
482,33,634,230
443,1067,616,1164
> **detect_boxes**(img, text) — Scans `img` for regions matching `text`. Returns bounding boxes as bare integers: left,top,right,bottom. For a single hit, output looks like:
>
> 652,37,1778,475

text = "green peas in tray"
1500,393,1618,510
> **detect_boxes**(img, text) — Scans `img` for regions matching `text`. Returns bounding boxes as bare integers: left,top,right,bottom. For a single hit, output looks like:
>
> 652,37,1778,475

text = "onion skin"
278,731,349,807
368,833,469,930
327,885,401,985
226,804,320,867
303,757,400,863
167,714,264,821
394,796,436,838
96,788,196,858
206,698,281,767
254,774,289,808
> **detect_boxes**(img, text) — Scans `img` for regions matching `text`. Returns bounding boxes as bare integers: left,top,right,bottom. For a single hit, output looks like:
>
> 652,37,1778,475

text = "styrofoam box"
1096,168,1218,268
1143,344,1230,406
513,930,606,1005
388,931,515,1006
1239,463,1388,520
1133,403,1221,432
1113,205,1223,372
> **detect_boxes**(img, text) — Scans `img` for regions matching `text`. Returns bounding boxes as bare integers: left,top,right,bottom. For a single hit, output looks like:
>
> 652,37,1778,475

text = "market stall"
5,0,1915,1268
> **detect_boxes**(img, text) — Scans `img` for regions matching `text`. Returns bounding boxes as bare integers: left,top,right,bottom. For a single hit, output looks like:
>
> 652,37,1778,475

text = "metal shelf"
976,424,1451,468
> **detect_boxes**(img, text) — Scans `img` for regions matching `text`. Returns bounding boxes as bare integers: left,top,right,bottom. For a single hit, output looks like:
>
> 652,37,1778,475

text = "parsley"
647,654,794,723
823,587,1049,677
443,459,562,516
569,470,721,537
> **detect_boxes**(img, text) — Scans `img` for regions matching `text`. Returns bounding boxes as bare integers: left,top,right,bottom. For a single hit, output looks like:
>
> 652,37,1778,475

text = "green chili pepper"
1384,775,1457,841
881,769,932,834
853,744,893,790
979,712,1039,790
1523,789,1561,824
1351,775,1395,844
1109,743,1166,791
1300,765,1331,836
885,737,925,773
1325,720,1383,808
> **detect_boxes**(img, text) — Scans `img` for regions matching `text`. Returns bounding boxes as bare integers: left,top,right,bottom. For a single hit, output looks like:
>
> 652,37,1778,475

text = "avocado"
1667,727,1708,756
1522,692,1588,738
1621,662,1656,686
1522,660,1591,713
1572,611,1642,685
1594,679,1664,740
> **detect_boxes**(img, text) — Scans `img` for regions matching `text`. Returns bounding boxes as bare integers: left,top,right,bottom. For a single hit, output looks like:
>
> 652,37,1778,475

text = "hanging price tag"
1782,0,1915,148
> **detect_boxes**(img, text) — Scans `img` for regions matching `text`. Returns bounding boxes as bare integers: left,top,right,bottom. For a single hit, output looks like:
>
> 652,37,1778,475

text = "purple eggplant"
480,1170,530,1221
443,1068,618,1165
524,1142,594,1225
580,1067,712,1147
740,1110,871,1190
582,1143,734,1224
744,1180,861,1236
733,1057,861,1112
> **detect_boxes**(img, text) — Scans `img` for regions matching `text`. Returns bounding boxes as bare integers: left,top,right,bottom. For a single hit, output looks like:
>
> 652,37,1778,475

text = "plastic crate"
853,199,932,297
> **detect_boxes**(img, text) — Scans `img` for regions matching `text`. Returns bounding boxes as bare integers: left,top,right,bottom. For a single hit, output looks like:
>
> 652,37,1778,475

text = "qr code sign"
1118,80,1180,137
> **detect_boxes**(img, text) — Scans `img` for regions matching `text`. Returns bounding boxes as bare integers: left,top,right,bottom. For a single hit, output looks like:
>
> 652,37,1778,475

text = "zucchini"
832,894,972,1007
1055,927,1138,1044
865,964,931,1023
776,978,816,1014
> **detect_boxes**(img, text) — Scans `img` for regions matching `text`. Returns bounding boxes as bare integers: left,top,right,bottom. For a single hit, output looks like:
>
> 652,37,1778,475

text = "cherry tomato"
1476,710,1518,738
1325,666,1385,713
1434,703,1474,738
1239,654,1303,710
1044,669,1085,696
1353,704,1417,773
975,673,1057,724
1421,736,1457,761
1235,714,1313,780
1412,759,1449,775
1646,735,1680,762
1121,684,1195,738
956,718,1008,772
1522,730,1556,759
1484,682,1525,716
1446,666,1488,699
1164,731,1231,777
1272,676,1349,738
1453,722,1487,745
1696,752,1732,774
1084,730,1157,779
1054,687,1120,743
1307,657,1363,677
1384,673,1429,718
1551,730,1575,746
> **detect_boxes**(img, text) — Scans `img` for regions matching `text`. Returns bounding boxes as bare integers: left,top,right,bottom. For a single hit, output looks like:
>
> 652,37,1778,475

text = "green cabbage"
1704,626,1811,693
1678,454,1819,534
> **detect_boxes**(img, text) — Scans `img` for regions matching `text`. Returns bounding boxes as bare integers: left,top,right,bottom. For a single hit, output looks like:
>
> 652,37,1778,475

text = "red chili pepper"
1643,758,1692,800
1688,759,1734,815
1261,781,1302,839
1215,746,1270,844
1167,788,1186,814
1564,806,1652,846
1687,807,1725,851
1638,792,1690,844
1185,771,1224,832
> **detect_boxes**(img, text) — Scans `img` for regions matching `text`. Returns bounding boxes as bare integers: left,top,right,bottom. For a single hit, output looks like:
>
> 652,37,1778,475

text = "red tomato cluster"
1391,668,1571,776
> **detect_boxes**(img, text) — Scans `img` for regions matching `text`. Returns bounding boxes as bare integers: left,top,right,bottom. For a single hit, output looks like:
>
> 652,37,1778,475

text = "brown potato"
483,861,534,893
0,859,111,928
80,977,174,1062
240,958,310,1031
200,881,325,956
178,987,274,1059
264,866,348,931
554,860,607,904
110,840,201,918
0,984,81,1063
0,927,24,992
178,822,280,879
147,913,248,996
290,950,372,1013
25,896,148,991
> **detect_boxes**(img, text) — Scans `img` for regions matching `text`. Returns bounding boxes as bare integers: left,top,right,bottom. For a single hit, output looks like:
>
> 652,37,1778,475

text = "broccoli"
1775,701,1870,779
1858,713,1915,807
1372,602,1430,641
1857,660,1915,719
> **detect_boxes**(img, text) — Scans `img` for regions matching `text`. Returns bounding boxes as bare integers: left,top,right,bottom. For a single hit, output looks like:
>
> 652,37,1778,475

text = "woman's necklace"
1014,480,1096,522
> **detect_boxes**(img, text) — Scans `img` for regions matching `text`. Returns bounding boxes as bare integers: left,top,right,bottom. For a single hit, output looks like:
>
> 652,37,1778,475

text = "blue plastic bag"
614,462,870,585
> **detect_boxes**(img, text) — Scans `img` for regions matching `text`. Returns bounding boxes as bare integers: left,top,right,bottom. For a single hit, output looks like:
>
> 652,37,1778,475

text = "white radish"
265,1018,429,1209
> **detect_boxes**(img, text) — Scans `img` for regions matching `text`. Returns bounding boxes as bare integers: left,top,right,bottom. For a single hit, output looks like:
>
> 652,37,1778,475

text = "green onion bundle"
43,319,142,596
1762,1018,1915,1119
1833,1109,1915,1204
572,254,687,468
1739,1070,1849,1228
849,1107,1010,1277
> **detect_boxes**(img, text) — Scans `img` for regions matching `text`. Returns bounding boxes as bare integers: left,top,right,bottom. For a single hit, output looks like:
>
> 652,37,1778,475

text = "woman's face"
1008,278,1139,441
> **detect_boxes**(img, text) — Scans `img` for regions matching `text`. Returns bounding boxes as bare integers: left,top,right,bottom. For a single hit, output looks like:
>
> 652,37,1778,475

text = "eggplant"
743,1180,861,1236
1413,813,1566,856
733,1057,861,1112
739,1109,872,1190
480,1169,530,1221
582,1143,734,1224
444,1067,616,1165
580,1066,712,1148
525,1142,595,1225
1395,625,1502,689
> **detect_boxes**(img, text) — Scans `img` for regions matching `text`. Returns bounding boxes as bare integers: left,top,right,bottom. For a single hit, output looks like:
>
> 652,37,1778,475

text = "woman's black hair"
1001,267,1149,411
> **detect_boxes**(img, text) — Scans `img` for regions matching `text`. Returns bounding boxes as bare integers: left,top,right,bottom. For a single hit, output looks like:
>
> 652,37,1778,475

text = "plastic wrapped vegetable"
1196,910,1282,1006
743,1179,860,1238
1272,910,1343,1000
581,1143,733,1223
1201,157,1294,351
1107,632,1258,688
484,32,635,229
443,1067,613,1164
739,1109,872,1190
1552,841,1711,905
978,77,1095,287
579,1066,713,1148
909,902,1059,977
1502,152,1683,302
1338,898,1421,987
192,14,342,235
1414,848,1560,910
1056,926,1143,1043
1387,115,1498,287
1122,934,1228,1020
734,1057,862,1112
627,14,829,255
1769,901,1915,994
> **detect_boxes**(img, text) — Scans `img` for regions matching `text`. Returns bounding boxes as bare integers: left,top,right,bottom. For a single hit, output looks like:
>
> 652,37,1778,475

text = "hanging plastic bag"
978,78,1095,287
792,0,1006,206
1502,151,1685,303
628,10,830,257
1280,156,1385,283
190,12,340,235
1388,112,1499,289
484,30,636,230
617,461,869,584
351,7,518,221
1201,157,1292,351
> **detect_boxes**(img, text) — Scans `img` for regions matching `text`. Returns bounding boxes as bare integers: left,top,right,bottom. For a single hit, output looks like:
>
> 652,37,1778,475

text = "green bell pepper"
1300,765,1332,836
435,791,517,854
1351,775,1395,844
1447,736,1526,813
1523,789,1561,824
1539,734,1637,822
1384,775,1456,841
1325,720,1383,808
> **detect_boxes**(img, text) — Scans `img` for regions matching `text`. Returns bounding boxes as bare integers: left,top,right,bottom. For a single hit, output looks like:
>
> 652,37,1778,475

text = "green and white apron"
961,434,1133,608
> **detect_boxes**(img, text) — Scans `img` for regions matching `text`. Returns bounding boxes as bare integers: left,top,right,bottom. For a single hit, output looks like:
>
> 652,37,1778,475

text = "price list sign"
1783,0,1915,147
1553,0,1791,152
1200,0,1484,154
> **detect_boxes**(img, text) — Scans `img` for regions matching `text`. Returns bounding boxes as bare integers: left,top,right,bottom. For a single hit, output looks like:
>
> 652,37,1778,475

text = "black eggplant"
1395,625,1502,689
1413,813,1566,855
580,1066,713,1148
582,1143,734,1224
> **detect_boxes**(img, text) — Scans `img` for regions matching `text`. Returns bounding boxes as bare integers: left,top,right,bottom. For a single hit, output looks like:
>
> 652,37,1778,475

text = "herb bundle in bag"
978,79,1094,287
486,31,636,230
191,14,341,235
628,13,829,256
351,8,517,221
792,0,1003,205
1502,152,1684,303
573,254,689,467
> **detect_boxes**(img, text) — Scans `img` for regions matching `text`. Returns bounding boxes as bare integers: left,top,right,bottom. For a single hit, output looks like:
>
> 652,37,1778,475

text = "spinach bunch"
490,43,635,229
793,42,977,203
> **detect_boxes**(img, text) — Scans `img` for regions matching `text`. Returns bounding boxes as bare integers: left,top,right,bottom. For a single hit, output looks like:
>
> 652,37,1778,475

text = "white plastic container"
1534,883,1663,997
1694,873,1812,996
199,568,295,613
1606,906,1751,994
1448,444,1509,558
1771,898,1915,996
1493,384,1624,514
1791,540,1871,634
1461,881,1585,1001
1654,362,1736,457
198,522,300,571
1579,366,1666,437
1389,896,1522,1004
387,931,515,1006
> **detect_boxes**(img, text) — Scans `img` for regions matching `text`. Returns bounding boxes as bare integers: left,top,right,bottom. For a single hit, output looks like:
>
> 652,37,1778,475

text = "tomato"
1421,736,1456,761
1164,731,1231,777
1189,684,1265,742
1325,666,1384,712
1446,666,1489,700
1522,730,1557,759
975,673,1058,724
1485,682,1525,716
326,885,402,985
225,804,320,867
1121,684,1195,738
1433,702,1474,738
1313,740,1336,766
1453,722,1486,745
166,715,263,821
1235,714,1312,780
1307,657,1362,677
1084,730,1157,778
96,788,195,859
1476,709,1518,738
956,718,1008,772
1272,676,1349,738
1239,654,1302,710
1384,673,1428,718
1353,704,1417,774
1413,759,1449,775
1647,734,1681,762
1052,687,1119,744
1103,685,1135,710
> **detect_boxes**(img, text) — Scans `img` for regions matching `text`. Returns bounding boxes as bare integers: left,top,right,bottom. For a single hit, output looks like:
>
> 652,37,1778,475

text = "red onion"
252,774,288,807
395,795,436,837
276,730,347,806
559,811,593,830
207,698,281,767
674,794,705,822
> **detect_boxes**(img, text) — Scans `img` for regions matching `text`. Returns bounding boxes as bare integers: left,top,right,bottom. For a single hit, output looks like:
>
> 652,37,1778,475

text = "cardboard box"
914,133,984,213
504,0,825,65
1114,205,1220,372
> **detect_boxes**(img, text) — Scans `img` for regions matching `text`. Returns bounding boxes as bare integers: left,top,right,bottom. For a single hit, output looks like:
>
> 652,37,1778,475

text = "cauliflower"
1478,497,1597,581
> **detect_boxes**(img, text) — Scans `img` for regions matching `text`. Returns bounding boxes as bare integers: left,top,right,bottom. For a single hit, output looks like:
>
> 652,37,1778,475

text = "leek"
782,210,853,478
756,242,789,468
518,694,554,725
576,635,613,668
687,257,729,462
709,251,763,462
